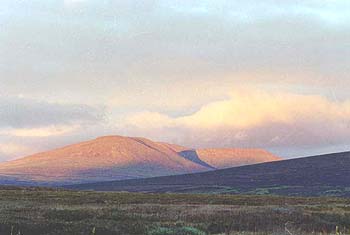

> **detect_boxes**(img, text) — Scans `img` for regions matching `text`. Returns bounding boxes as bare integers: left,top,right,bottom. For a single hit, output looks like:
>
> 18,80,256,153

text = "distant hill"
67,151,350,197
194,148,279,169
0,135,279,185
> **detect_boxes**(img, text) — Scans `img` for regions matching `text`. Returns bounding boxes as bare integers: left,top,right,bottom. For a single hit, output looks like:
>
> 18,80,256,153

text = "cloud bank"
0,96,105,160
1,0,350,160
122,87,350,156
0,96,103,129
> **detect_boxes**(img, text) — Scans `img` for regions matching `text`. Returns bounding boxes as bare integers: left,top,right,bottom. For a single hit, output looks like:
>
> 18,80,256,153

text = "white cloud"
109,80,232,113
63,0,87,7
0,125,80,137
121,87,350,154
0,143,31,155
0,143,35,161
1,0,349,160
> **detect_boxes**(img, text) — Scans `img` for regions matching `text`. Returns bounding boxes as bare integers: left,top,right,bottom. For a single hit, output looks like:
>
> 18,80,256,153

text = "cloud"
121,87,350,155
178,88,350,129
109,80,232,114
0,142,35,161
1,0,349,160
1,0,349,103
0,96,104,129
0,96,105,145
0,143,31,156
0,125,80,137
63,0,87,8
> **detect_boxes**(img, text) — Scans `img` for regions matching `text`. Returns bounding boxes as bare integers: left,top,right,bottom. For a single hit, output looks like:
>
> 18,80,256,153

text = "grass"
0,186,350,234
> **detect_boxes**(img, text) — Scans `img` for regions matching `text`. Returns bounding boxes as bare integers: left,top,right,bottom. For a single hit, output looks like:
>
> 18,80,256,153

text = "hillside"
68,151,350,197
0,136,207,185
0,135,279,185
186,148,279,169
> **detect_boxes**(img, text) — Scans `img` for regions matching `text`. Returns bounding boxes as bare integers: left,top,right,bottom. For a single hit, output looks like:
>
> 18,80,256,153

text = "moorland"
0,186,349,235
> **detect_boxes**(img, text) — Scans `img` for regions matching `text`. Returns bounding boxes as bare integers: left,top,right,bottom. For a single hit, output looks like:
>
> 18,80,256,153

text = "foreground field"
0,187,350,235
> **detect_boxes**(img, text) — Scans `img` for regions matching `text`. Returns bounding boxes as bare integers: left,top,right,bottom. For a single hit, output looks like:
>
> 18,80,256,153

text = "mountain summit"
0,135,280,185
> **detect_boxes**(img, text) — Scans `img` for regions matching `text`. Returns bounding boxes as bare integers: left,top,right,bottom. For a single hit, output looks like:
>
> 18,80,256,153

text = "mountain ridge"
0,135,280,186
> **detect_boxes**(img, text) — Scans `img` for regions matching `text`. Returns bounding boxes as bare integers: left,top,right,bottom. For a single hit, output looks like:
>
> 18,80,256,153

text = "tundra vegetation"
0,186,349,235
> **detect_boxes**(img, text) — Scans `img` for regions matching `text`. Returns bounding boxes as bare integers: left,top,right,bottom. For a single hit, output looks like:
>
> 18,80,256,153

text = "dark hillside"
68,151,350,197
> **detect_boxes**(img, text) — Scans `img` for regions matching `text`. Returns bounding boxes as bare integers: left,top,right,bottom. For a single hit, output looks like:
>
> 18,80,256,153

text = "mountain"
180,148,279,169
0,135,279,186
0,136,205,185
67,151,350,197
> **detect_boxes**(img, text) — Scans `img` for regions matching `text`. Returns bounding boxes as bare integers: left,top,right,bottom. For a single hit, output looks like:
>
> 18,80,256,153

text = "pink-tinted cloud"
121,87,350,156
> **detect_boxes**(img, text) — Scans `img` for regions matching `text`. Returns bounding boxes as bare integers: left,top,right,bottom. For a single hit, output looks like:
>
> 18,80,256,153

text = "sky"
1,0,350,161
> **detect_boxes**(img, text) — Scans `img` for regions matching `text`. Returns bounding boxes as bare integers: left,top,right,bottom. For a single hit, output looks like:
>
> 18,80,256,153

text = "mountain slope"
0,135,279,186
185,148,280,169
0,136,208,185
68,151,350,197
